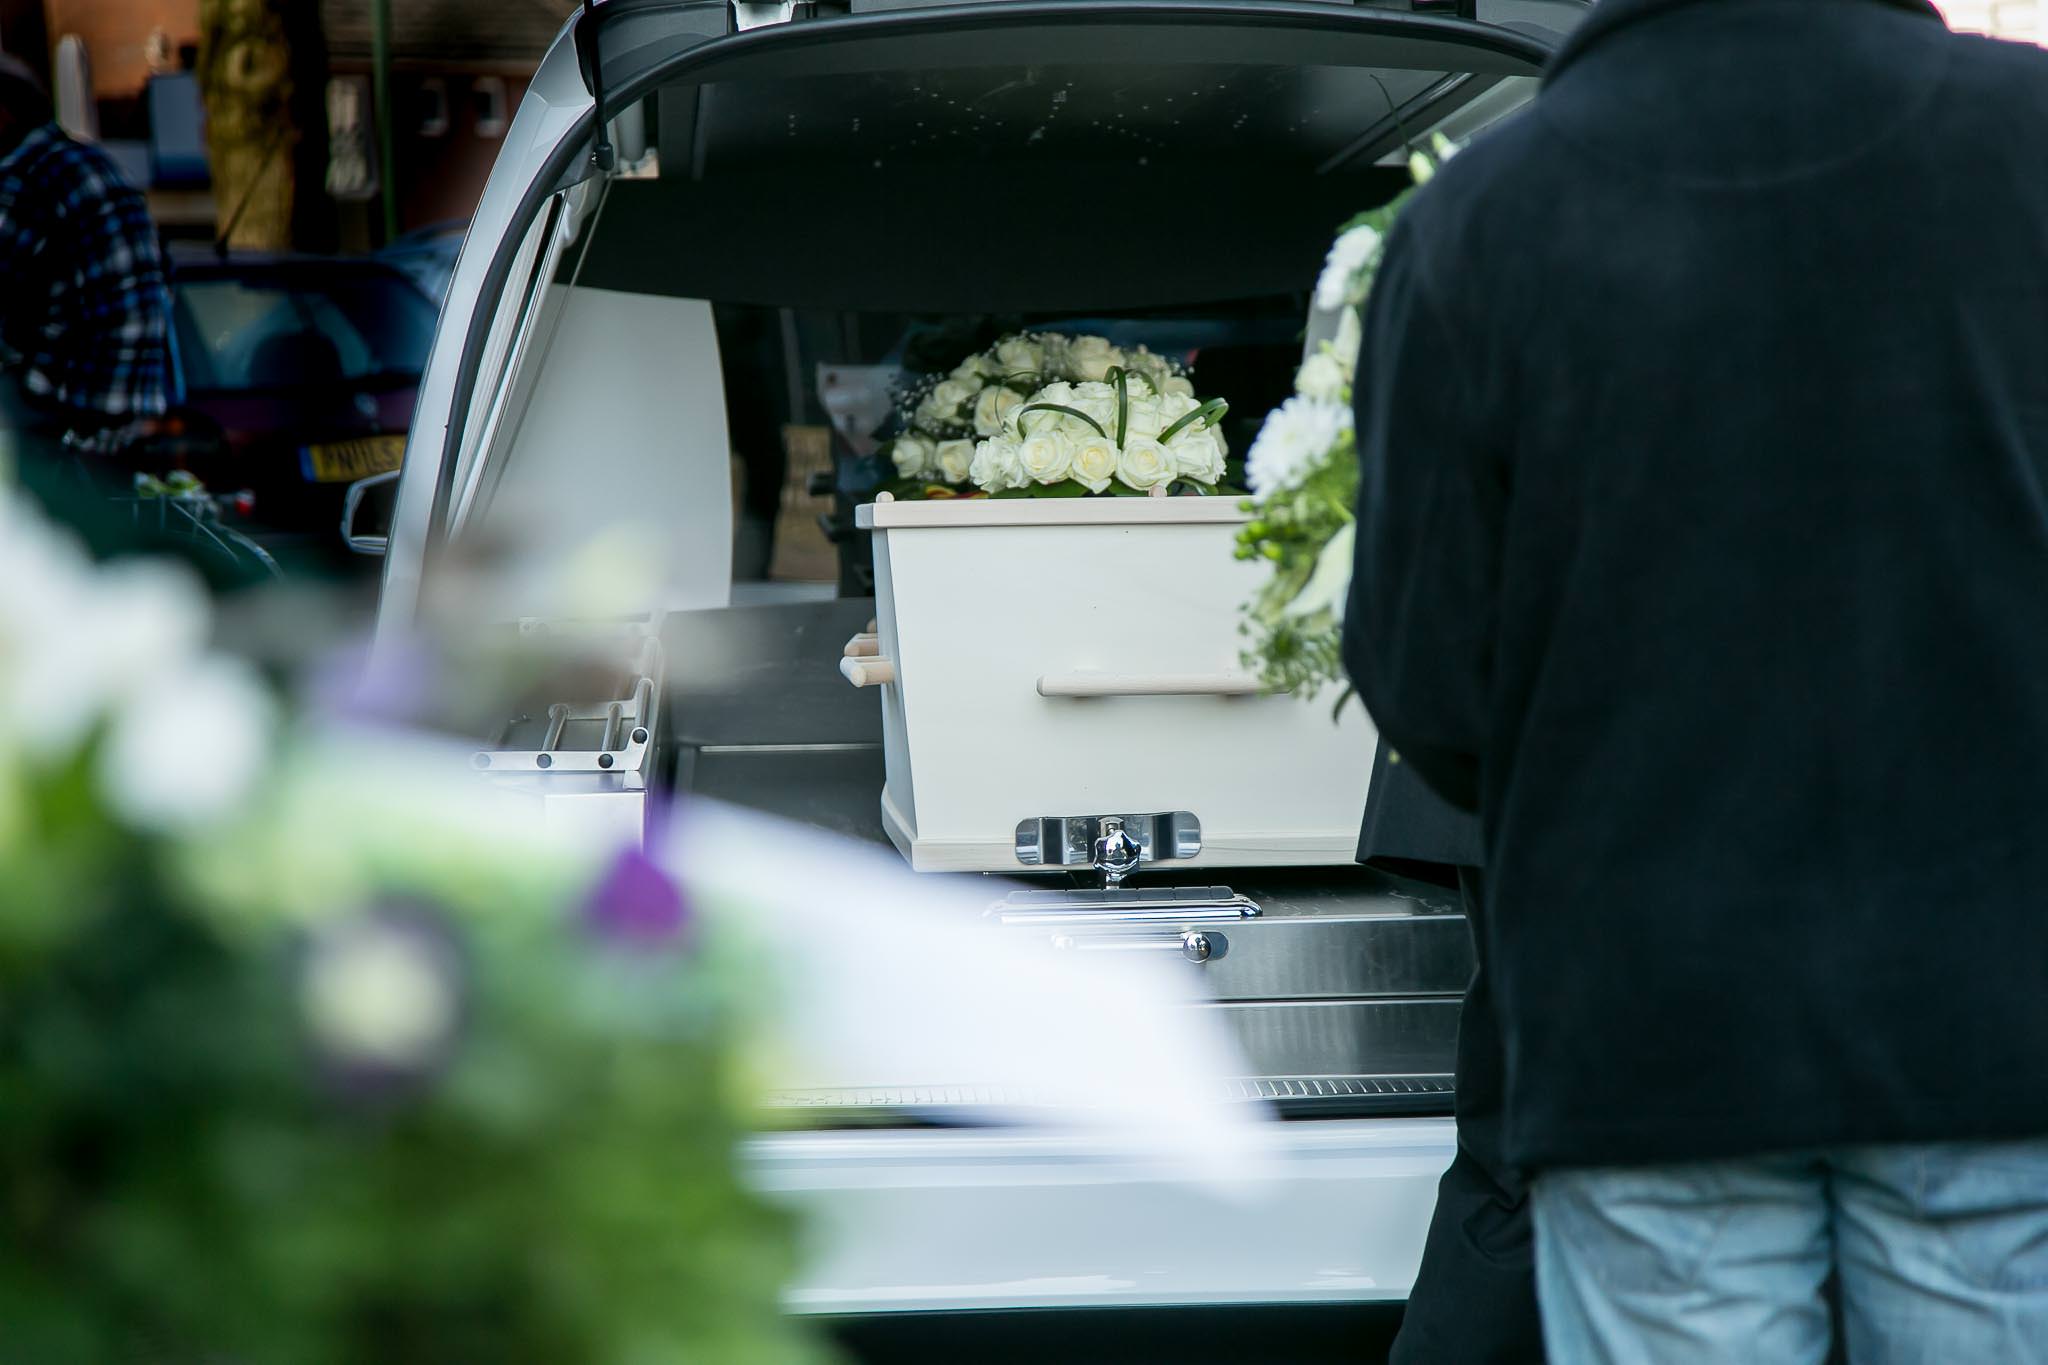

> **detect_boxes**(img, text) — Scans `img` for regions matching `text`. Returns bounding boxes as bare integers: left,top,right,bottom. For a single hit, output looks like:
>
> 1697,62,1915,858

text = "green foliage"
1236,430,1360,699
0,756,830,1365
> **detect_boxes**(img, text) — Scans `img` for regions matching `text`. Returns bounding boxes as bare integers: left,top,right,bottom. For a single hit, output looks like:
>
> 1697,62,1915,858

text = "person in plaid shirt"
0,55,172,446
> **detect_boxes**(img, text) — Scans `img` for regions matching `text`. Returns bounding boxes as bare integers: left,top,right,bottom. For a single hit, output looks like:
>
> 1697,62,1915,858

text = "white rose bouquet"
967,365,1231,498
1237,135,1457,699
883,332,1193,494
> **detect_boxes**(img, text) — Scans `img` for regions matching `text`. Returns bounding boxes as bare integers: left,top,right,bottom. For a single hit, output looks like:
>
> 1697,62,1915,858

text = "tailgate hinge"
733,1,801,28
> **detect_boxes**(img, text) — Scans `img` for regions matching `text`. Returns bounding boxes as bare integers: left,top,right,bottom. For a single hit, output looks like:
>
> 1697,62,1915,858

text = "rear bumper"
746,1117,1454,1315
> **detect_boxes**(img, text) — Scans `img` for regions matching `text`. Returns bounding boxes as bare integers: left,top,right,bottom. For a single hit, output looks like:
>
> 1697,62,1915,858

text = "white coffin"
851,495,1377,873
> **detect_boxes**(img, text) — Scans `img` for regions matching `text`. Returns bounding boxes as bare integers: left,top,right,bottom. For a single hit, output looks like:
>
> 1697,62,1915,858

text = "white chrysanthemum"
99,653,275,832
1247,395,1351,498
1314,224,1383,312
1295,350,1349,402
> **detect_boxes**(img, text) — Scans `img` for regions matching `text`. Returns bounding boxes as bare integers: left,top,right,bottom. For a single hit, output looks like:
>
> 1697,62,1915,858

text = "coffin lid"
859,494,1252,529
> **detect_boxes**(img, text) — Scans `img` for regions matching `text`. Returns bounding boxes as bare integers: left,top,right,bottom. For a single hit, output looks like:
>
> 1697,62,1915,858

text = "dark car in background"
164,252,438,563
376,219,467,305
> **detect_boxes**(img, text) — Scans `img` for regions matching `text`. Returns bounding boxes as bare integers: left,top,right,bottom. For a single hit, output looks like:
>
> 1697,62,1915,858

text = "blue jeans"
1532,1142,2048,1363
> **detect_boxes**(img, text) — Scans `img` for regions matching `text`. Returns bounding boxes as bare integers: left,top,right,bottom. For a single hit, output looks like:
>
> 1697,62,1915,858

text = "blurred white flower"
1315,224,1382,312
1409,150,1437,185
1284,521,1357,620
994,335,1045,376
1066,336,1124,382
1295,350,1349,403
7,555,211,761
1161,375,1196,399
1332,306,1364,374
892,434,936,478
950,353,997,383
98,653,275,832
930,379,977,417
1247,395,1351,498
302,916,459,1071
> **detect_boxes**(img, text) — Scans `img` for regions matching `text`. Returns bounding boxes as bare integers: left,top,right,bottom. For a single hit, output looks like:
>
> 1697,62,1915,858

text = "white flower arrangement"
967,369,1230,497
885,332,1196,490
1238,134,1458,698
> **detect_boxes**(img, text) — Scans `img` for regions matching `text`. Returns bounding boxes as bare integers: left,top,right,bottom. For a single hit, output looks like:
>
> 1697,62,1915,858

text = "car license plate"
304,434,406,483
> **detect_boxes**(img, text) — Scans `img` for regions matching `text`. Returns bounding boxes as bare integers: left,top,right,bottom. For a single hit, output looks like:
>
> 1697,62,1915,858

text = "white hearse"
368,0,1583,1352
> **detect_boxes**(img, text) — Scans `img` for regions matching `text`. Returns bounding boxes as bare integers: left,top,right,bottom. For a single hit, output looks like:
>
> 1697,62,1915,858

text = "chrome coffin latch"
1013,811,1202,886
1092,817,1142,888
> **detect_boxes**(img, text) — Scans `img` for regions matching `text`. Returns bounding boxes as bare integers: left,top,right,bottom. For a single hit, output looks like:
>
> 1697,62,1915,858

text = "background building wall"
44,0,198,96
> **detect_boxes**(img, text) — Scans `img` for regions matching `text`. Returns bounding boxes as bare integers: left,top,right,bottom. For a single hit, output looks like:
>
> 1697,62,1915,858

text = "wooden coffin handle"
1035,671,1280,698
844,632,881,658
840,655,896,688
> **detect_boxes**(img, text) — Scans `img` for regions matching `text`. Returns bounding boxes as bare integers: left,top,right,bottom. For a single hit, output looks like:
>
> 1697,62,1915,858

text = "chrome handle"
1050,929,1218,963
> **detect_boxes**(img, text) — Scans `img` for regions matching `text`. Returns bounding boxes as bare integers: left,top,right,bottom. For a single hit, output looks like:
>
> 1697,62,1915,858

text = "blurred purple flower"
585,846,693,947
306,634,442,727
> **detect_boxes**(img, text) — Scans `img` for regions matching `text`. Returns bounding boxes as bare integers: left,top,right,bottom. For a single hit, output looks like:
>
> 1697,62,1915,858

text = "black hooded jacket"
1343,0,2048,1169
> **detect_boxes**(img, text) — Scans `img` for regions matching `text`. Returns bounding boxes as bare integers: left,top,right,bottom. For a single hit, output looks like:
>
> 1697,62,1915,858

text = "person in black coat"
1358,738,1544,1365
1343,0,2048,1358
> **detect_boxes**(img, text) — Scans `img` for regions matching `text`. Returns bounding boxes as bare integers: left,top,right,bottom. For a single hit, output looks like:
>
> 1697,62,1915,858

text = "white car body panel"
750,1120,1456,1313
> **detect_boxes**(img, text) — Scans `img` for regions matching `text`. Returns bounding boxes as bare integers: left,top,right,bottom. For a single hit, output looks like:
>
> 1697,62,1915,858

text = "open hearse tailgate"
380,0,1584,1317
